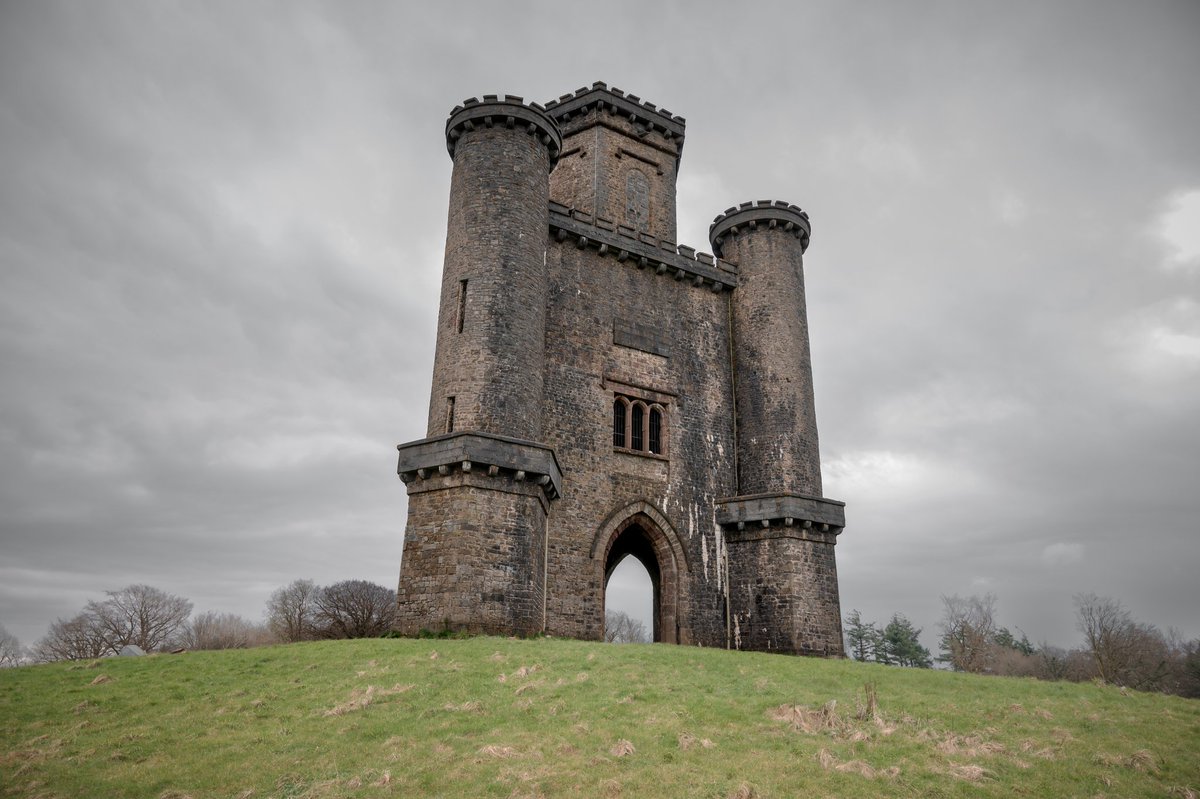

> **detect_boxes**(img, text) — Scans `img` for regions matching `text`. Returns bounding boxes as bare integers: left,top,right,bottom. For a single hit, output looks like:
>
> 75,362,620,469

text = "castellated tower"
712,203,845,655
394,96,563,637
396,83,846,655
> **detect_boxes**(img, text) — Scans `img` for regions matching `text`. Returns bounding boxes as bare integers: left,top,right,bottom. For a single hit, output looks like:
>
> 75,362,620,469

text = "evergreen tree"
844,609,880,662
994,627,1035,655
881,614,933,668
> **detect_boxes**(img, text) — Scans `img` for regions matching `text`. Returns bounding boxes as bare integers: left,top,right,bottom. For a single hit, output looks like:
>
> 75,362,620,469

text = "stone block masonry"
395,83,848,656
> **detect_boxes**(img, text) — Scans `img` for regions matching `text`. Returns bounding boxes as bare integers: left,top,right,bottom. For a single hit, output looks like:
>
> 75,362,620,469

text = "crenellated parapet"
709,200,812,256
446,95,563,167
549,201,736,292
544,81,686,153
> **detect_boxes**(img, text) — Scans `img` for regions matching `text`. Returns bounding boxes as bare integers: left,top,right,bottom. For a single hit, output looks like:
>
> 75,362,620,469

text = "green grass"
2,637,1198,798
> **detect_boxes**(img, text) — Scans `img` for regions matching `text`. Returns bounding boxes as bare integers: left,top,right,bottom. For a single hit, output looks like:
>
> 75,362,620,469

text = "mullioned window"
612,395,666,456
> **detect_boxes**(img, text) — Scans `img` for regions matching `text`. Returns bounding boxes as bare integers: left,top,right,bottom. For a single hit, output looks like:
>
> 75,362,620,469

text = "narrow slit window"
446,396,455,433
456,279,468,333
648,407,662,454
613,399,626,448
630,403,644,451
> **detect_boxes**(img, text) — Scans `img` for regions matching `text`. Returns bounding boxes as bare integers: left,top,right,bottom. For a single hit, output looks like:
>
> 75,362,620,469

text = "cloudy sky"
2,1,1198,654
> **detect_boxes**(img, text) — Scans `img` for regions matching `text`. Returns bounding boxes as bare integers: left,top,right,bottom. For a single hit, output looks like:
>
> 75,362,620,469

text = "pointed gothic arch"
591,501,689,644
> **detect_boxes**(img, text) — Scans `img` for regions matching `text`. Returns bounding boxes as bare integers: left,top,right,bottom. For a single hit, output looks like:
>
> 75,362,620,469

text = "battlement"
549,201,736,291
544,81,686,154
709,200,812,257
445,95,563,166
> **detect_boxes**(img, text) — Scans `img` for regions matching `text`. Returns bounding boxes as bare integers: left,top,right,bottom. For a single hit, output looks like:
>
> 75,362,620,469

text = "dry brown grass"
1127,749,1159,773
815,747,900,779
946,763,991,781
769,700,840,733
677,732,715,750
89,674,112,685
323,683,413,716
727,784,756,798
936,733,1006,758
1094,748,1160,773
609,739,635,757
769,693,902,742
478,745,520,758
443,700,483,713
1018,739,1058,759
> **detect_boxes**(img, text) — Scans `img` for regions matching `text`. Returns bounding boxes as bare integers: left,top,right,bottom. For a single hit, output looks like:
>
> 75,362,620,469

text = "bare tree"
0,624,22,667
31,612,111,661
314,580,396,639
1074,593,1171,690
605,610,649,643
86,584,192,653
1164,634,1200,699
266,579,321,642
183,611,270,650
938,594,998,673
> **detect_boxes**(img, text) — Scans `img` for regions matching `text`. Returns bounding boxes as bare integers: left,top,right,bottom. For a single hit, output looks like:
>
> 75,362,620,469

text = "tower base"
395,433,561,637
717,493,846,656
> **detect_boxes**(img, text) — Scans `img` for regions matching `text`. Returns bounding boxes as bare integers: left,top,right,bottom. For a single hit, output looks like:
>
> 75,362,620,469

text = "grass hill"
2,636,1197,798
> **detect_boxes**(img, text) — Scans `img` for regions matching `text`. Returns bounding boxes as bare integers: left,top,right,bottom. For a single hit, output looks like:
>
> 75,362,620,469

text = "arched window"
612,393,668,458
612,398,627,448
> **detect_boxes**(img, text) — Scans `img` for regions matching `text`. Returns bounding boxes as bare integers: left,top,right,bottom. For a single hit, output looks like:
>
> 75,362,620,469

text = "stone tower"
396,83,846,656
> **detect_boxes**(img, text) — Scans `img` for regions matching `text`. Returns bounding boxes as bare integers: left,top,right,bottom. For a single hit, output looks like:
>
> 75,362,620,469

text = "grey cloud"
1,0,1197,652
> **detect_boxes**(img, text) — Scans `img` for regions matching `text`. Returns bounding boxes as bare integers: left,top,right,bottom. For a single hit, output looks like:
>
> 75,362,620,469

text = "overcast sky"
2,1,1198,655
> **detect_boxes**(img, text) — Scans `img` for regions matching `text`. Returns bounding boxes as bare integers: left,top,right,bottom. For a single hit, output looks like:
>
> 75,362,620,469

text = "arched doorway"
592,502,689,645
604,524,659,641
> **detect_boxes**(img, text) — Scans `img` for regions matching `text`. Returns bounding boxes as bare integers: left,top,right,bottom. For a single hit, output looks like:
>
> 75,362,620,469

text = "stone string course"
549,202,736,291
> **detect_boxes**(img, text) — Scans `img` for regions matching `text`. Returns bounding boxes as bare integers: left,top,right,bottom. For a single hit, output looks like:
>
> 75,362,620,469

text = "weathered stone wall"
537,223,737,648
396,98,559,637
395,475,547,636
725,527,843,655
716,205,822,497
547,84,683,243
425,100,556,441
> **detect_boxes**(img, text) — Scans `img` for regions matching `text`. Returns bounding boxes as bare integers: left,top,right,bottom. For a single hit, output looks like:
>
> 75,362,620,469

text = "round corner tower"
428,96,562,441
711,201,846,657
394,96,563,637
711,201,819,496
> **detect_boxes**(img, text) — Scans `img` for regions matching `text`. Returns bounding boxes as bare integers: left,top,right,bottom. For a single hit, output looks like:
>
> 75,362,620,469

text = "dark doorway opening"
603,523,662,642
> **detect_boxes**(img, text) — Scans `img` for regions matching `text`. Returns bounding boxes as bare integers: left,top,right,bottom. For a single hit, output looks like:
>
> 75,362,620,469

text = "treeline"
846,592,1200,699
1,579,397,664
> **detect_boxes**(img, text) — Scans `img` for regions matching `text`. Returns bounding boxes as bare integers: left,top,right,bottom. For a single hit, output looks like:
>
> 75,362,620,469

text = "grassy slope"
2,637,1197,799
